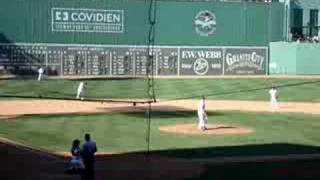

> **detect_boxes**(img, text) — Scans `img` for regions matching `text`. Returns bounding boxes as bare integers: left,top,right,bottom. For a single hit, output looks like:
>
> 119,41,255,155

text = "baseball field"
2,77,320,179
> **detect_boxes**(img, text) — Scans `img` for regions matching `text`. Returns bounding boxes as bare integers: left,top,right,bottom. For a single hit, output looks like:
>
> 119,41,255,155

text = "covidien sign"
51,8,124,33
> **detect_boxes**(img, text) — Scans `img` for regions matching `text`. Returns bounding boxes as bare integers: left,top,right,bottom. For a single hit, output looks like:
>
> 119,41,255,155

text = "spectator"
81,133,97,180
68,139,84,173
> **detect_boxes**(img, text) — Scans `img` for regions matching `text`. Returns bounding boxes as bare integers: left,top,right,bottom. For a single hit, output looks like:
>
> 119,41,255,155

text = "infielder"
268,87,278,109
76,81,85,100
197,96,208,131
37,67,44,81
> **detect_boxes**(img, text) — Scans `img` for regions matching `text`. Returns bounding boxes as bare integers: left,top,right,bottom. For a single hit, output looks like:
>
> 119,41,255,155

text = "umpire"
81,133,98,180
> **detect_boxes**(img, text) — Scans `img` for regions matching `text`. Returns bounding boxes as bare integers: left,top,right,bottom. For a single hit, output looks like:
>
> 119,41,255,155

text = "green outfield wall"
0,0,284,46
156,1,284,46
270,42,320,75
0,0,150,45
0,0,285,76
269,42,297,74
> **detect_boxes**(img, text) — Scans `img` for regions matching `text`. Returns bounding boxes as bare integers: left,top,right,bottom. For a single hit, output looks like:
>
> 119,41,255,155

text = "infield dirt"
1,99,320,117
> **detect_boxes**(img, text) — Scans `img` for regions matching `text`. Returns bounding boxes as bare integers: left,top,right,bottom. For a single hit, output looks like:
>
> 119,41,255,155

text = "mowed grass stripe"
0,111,320,157
1,79,320,101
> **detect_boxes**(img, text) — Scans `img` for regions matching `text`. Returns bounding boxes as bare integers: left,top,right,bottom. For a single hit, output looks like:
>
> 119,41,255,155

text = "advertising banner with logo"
194,10,216,37
52,8,124,33
179,48,223,75
156,2,284,47
0,0,150,45
224,48,267,75
0,0,284,46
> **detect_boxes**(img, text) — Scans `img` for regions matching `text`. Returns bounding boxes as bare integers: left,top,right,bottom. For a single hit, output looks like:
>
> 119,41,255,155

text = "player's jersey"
38,68,44,74
269,89,277,98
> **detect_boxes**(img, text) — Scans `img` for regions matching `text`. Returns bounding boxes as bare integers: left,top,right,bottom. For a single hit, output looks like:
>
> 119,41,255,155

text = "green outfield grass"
0,110,320,157
1,78,320,101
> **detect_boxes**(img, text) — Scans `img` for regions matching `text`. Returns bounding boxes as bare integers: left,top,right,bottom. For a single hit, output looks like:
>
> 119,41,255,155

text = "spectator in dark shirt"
81,133,97,180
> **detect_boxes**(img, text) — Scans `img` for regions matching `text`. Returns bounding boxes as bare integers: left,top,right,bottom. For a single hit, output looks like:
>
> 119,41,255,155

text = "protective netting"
2,0,317,157
0,0,156,103
0,0,156,154
3,3,320,180
0,0,286,100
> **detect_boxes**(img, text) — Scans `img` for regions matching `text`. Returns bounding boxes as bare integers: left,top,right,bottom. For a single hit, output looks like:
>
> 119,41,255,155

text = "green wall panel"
155,1,284,46
155,2,245,46
269,42,297,74
270,3,286,42
0,0,284,46
296,44,320,74
0,0,150,45
270,42,320,75
244,4,269,45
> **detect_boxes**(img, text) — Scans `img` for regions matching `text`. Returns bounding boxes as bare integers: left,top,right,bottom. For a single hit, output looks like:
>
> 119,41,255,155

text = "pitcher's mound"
159,123,253,135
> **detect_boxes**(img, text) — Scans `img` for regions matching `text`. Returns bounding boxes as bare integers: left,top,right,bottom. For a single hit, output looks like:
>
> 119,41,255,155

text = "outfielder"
197,96,208,131
76,81,85,100
269,87,278,109
37,67,44,81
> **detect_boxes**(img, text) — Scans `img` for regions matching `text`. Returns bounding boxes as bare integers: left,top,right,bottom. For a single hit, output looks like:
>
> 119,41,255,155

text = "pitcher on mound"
198,96,208,131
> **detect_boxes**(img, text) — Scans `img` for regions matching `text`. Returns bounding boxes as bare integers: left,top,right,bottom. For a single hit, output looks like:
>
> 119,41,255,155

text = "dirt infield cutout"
2,100,320,117
159,123,253,135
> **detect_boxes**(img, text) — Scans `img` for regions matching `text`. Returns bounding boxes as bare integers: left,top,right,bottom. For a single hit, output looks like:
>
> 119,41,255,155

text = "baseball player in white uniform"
197,96,208,131
76,81,85,100
269,87,278,109
37,67,44,81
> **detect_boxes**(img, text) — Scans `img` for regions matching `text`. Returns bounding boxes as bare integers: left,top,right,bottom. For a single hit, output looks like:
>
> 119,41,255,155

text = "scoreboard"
0,43,268,76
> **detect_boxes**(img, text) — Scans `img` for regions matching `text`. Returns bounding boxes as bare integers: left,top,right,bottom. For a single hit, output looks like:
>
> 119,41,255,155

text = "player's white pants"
270,97,278,108
197,111,207,129
76,90,83,99
37,74,42,81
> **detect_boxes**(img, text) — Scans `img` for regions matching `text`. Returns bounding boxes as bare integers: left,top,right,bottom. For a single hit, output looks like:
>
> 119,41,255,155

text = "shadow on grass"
0,90,76,99
148,143,320,159
206,125,234,130
8,110,223,122
118,110,223,119
0,93,147,104
186,158,320,180
2,139,320,180
13,112,108,120
68,77,145,81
